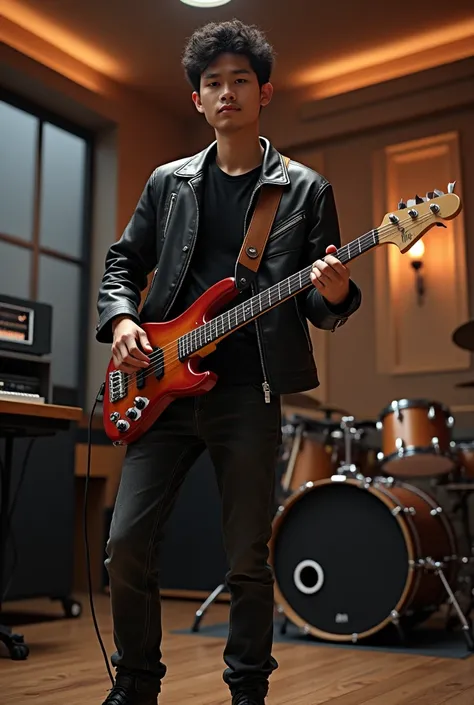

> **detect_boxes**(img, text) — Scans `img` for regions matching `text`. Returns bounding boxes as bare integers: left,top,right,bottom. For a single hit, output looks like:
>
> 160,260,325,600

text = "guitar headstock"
379,183,462,253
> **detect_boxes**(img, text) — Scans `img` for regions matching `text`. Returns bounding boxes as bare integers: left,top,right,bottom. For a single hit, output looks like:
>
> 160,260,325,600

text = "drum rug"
172,618,473,659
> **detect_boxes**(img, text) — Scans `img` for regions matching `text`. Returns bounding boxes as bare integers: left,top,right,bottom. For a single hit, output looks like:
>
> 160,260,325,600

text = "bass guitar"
103,185,462,445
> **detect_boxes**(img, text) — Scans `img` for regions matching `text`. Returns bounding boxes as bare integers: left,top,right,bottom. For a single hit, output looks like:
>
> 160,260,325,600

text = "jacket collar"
173,136,290,186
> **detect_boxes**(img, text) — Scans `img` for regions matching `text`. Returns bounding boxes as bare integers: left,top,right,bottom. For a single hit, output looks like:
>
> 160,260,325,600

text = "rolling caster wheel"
0,627,30,661
10,643,29,660
62,598,82,619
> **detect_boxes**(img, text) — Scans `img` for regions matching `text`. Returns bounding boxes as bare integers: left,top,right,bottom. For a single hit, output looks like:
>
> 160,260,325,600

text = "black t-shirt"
167,158,264,385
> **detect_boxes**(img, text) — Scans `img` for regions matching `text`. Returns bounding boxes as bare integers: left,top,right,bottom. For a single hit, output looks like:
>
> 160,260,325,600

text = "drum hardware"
281,422,304,492
443,481,474,624
424,558,474,648
338,416,355,472
329,416,369,480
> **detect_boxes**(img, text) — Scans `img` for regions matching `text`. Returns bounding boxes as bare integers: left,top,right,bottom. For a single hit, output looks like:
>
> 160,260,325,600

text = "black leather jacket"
96,137,361,395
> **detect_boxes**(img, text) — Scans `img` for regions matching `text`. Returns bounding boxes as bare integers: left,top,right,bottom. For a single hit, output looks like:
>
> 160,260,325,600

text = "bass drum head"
270,480,413,641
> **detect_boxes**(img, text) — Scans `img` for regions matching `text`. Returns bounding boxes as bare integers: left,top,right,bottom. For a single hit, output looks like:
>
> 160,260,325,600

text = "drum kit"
191,320,474,651
270,320,474,650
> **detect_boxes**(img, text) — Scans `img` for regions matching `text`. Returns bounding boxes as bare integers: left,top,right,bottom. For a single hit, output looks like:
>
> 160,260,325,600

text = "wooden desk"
0,399,82,660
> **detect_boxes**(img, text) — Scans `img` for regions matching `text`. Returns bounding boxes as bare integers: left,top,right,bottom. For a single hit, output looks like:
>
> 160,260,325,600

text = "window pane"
39,123,87,259
0,241,31,299
0,100,38,241
38,255,82,388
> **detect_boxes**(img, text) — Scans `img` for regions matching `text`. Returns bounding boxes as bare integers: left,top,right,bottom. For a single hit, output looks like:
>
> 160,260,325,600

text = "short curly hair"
182,19,275,93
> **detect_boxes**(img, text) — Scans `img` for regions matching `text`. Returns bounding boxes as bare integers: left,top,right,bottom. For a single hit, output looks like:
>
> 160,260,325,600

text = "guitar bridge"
109,370,128,403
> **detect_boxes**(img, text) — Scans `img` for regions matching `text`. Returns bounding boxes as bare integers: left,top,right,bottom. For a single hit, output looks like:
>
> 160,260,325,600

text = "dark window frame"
0,86,95,409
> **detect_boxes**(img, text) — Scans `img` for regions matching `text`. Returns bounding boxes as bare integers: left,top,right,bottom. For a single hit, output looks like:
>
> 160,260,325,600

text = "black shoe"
232,692,265,705
101,673,159,705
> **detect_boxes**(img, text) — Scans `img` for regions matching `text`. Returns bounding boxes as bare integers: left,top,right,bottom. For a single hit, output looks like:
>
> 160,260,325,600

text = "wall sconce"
408,239,425,305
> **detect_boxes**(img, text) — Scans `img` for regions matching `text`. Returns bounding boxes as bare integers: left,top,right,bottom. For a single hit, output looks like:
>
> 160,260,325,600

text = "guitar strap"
235,155,291,291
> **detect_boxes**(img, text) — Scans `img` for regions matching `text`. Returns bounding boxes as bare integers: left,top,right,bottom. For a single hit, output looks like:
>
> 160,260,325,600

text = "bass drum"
269,478,458,642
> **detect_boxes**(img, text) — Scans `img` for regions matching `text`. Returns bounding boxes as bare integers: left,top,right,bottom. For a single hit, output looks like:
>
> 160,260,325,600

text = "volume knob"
116,419,130,433
134,396,149,410
126,407,139,420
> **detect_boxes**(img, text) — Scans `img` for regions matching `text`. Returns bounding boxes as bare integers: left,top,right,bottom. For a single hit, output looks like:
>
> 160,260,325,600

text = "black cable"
84,381,114,685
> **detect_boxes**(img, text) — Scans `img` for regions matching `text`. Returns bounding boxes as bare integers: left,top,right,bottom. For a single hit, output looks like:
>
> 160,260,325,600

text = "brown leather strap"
235,155,290,290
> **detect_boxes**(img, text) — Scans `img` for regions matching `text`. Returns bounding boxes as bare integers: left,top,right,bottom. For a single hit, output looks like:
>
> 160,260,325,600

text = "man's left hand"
310,244,350,305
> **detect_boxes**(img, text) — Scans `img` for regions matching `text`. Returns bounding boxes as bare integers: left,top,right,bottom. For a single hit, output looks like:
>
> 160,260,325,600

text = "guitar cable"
84,380,115,686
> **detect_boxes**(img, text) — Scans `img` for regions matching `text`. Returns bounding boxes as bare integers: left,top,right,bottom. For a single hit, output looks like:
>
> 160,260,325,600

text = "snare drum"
378,399,456,477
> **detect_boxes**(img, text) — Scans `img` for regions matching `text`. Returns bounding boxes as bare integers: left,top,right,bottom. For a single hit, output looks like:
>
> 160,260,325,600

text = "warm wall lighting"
409,240,425,260
1,0,126,80
298,18,474,100
408,240,425,306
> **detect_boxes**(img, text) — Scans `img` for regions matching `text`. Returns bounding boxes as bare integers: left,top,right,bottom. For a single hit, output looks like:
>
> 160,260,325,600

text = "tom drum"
378,399,456,477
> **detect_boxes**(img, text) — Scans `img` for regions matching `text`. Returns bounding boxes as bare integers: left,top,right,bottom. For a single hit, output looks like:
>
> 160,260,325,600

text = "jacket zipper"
269,211,305,241
243,179,272,403
162,181,200,319
162,192,177,240
294,299,313,352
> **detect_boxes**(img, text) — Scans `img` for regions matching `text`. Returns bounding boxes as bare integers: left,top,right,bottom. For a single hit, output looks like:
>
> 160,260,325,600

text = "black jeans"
105,382,281,696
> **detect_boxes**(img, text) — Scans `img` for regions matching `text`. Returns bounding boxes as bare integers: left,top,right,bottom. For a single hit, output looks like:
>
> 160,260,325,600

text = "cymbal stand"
281,422,304,493
423,557,474,650
191,583,226,632
444,485,474,623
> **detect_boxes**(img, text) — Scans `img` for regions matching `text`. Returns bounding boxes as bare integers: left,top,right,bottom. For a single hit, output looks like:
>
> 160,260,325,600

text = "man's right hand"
111,316,153,374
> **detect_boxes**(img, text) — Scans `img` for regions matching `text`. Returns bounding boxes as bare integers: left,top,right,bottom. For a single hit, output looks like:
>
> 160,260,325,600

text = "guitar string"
109,210,436,392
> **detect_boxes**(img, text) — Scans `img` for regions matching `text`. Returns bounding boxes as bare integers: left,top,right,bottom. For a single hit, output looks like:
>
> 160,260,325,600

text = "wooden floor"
1,594,474,704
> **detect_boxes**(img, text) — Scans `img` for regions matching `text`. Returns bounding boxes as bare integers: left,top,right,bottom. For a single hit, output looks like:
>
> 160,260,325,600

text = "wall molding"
373,130,470,375
274,57,474,153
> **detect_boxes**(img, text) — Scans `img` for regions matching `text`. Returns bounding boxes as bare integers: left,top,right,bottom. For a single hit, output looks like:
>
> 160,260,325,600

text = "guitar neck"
178,228,379,358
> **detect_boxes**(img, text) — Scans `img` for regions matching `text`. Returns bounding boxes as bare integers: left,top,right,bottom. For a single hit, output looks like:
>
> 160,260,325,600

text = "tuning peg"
398,199,407,209
448,181,456,193
415,194,424,204
407,198,417,208
427,189,444,199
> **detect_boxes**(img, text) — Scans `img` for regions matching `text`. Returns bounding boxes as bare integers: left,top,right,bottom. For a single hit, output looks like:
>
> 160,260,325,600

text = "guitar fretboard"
177,228,379,359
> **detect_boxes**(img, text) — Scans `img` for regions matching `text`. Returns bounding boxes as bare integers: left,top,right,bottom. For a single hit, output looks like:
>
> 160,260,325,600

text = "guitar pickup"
136,370,146,390
153,347,164,380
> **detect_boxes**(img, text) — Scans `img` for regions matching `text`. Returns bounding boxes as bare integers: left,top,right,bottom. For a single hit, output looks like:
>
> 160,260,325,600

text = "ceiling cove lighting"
180,0,232,7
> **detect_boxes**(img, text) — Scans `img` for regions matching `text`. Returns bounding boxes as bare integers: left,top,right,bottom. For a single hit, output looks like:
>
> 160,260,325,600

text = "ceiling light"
180,0,232,7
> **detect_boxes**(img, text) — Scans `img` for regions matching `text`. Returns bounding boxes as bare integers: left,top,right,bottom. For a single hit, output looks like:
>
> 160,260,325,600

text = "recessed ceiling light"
180,0,232,7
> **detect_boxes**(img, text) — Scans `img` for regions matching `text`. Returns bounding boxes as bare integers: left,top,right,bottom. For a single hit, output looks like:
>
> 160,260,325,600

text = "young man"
95,19,361,705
